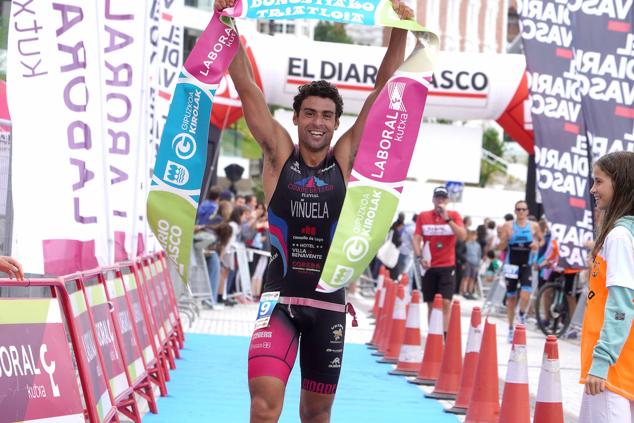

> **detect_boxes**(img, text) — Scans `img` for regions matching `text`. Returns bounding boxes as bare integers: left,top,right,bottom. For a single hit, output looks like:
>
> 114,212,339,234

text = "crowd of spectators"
193,187,269,309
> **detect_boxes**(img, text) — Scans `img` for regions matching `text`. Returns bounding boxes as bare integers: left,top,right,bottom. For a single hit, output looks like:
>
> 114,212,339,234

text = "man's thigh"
248,306,299,384
436,267,456,300
298,308,345,396
421,269,439,303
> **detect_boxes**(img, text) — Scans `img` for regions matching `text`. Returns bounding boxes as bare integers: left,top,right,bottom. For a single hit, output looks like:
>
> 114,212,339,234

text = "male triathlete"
214,0,415,421
413,186,467,333
497,200,543,342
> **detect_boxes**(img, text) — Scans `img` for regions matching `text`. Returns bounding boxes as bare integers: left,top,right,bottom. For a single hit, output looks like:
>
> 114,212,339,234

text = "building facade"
416,0,509,53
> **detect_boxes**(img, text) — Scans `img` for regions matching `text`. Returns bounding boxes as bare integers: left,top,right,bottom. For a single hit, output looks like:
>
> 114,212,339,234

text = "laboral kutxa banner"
520,0,633,268
148,0,434,282
318,32,439,292
0,298,84,423
8,0,149,274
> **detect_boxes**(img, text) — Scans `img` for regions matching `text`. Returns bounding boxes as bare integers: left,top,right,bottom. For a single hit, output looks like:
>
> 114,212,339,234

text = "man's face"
236,197,245,206
293,96,339,153
432,195,449,210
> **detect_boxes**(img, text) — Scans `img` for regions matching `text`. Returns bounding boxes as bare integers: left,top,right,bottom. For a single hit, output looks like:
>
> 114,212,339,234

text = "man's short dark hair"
207,186,221,201
504,213,514,221
293,80,343,118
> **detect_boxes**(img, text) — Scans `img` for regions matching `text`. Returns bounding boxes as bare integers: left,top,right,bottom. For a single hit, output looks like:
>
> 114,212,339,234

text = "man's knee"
251,393,283,421
300,401,332,423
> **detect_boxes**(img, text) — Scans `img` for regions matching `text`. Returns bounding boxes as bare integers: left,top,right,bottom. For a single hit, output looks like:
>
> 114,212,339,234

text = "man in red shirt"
413,186,466,331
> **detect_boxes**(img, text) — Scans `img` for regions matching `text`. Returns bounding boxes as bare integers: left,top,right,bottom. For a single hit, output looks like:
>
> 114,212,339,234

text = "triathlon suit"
248,147,347,395
505,222,533,296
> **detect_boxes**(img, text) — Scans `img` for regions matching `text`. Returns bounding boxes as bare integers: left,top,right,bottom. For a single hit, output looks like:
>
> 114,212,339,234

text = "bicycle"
534,274,573,337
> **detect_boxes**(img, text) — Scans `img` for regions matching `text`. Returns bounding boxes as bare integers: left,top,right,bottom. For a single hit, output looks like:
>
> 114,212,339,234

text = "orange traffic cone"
465,320,499,423
426,300,463,400
372,280,396,356
533,335,563,423
499,324,530,423
367,279,388,350
371,266,387,319
378,284,408,364
408,294,444,386
445,306,483,414
389,290,424,376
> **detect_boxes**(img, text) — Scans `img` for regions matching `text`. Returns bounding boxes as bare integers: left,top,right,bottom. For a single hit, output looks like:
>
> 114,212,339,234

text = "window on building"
286,24,295,33
184,28,202,60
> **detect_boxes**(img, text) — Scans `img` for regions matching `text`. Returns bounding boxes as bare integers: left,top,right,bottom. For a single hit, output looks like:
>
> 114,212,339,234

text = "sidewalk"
182,292,581,422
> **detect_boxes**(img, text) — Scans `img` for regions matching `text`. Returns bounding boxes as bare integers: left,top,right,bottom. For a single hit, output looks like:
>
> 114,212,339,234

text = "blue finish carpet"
143,334,458,422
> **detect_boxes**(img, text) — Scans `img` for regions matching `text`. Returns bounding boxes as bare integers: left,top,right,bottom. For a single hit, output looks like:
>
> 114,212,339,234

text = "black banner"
520,0,633,268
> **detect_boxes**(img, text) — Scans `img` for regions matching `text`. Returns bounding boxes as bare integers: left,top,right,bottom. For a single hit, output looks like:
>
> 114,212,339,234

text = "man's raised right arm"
228,41,286,152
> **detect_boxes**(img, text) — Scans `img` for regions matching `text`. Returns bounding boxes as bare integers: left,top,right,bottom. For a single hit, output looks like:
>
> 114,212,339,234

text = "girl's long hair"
591,151,634,258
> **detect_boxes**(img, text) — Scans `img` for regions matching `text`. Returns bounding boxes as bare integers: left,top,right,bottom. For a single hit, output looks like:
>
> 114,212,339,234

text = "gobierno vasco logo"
163,160,190,186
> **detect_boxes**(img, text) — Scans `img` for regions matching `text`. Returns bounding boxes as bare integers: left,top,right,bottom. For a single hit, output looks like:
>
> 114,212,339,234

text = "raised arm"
333,0,413,177
227,40,292,161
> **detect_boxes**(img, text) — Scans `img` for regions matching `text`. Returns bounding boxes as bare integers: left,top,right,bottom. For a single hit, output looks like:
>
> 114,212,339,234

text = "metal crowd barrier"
0,252,185,422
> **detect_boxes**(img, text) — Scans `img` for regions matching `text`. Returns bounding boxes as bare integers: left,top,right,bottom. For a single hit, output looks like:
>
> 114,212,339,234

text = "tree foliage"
314,22,353,44
479,128,506,187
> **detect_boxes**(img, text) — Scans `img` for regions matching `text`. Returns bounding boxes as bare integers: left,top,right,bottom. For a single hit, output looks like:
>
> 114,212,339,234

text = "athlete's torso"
264,148,346,304
507,221,533,264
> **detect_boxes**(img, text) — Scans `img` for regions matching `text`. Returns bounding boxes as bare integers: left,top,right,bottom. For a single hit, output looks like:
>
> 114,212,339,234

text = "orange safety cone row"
445,306,483,415
378,284,408,364
372,279,396,356
371,266,387,319
389,290,424,376
426,300,463,400
408,293,444,386
367,279,388,350
534,335,564,423
499,324,530,423
465,320,499,423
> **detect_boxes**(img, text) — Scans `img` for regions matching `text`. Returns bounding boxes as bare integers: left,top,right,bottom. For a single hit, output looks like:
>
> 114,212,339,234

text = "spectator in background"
460,230,481,299
244,194,257,211
220,189,234,202
0,256,24,280
413,186,467,332
250,203,270,299
235,195,246,207
387,213,405,279
398,213,417,287
486,219,499,251
579,152,634,420
455,216,471,293
220,205,250,306
196,186,221,225
483,249,502,284
476,218,489,256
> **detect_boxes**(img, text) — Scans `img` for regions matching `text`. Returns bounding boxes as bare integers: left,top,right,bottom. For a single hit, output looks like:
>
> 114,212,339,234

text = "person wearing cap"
413,186,467,332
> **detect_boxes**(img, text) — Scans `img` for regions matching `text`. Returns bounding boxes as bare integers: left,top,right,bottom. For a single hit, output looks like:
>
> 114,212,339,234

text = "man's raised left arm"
334,0,414,177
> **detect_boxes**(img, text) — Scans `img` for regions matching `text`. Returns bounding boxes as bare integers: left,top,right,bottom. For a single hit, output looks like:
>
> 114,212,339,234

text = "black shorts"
505,263,532,295
422,266,455,302
248,304,345,394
